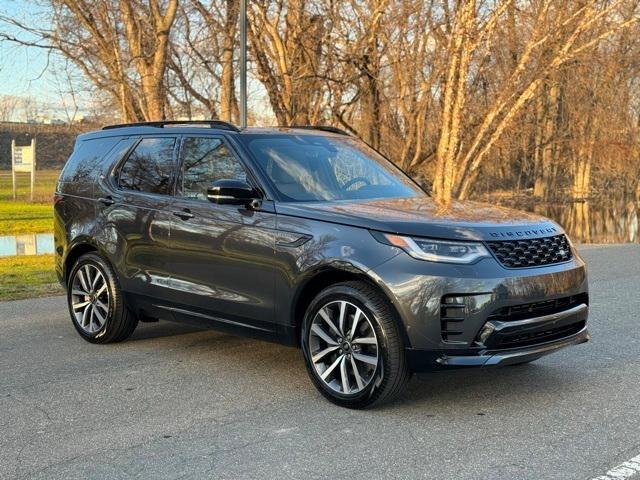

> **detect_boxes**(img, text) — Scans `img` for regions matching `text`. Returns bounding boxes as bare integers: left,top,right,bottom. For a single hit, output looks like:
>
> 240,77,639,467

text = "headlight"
374,232,490,264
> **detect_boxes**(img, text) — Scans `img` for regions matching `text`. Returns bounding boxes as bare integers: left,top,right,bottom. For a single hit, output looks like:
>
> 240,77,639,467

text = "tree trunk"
532,94,544,197
140,74,166,120
120,0,178,121
432,0,476,203
360,1,386,149
572,130,595,200
533,82,560,199
361,52,382,149
220,0,239,122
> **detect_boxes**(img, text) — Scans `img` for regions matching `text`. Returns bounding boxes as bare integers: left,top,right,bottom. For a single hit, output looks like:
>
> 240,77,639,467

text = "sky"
0,1,60,103
0,0,95,123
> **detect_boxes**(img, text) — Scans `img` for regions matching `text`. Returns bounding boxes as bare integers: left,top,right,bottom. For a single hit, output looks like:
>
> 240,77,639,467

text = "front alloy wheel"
302,281,410,408
308,300,379,395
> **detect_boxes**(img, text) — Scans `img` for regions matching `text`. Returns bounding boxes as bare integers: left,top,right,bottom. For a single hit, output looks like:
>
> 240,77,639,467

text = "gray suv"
54,121,589,408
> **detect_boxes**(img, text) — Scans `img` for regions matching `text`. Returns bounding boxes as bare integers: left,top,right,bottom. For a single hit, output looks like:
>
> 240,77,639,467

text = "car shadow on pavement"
119,319,581,411
127,319,206,341
394,364,578,412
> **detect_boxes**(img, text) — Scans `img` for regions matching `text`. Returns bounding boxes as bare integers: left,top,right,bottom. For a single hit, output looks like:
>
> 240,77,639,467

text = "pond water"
0,201,636,257
0,233,54,257
522,200,639,244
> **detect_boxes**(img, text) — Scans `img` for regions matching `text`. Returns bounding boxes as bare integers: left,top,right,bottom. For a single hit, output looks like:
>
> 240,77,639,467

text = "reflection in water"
530,201,638,244
0,233,54,257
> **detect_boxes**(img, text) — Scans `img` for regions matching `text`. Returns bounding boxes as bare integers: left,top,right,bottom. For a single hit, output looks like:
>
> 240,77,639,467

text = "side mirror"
207,179,260,207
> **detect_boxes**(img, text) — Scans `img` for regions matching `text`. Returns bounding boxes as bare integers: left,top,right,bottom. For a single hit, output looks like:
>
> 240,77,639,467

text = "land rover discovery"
54,120,589,408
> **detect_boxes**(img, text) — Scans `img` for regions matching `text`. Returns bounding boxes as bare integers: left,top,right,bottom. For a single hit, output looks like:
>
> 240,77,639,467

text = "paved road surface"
1,244,639,480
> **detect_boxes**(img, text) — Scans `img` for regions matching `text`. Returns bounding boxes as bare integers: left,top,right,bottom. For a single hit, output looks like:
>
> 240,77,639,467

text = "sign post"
11,140,16,200
11,138,37,201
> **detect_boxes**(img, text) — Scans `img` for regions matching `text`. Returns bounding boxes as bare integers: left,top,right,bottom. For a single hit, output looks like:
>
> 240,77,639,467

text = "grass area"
0,254,63,301
0,202,54,235
0,169,59,202
0,171,60,299
0,169,58,235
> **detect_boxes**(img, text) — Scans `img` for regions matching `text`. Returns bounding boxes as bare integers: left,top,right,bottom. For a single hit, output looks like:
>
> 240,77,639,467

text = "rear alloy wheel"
302,281,410,408
70,263,110,334
67,253,138,343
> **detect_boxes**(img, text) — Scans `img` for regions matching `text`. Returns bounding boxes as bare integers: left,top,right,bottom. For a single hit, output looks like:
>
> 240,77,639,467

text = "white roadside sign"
11,138,37,201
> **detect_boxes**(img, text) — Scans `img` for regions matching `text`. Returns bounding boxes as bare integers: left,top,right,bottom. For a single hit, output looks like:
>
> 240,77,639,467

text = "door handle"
98,196,115,206
173,209,194,220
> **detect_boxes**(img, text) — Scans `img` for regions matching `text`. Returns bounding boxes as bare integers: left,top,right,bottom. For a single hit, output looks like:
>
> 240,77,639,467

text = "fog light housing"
477,323,496,346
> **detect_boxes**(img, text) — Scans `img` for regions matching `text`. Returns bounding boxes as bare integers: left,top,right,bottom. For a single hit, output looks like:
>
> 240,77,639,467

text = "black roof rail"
102,120,240,132
287,125,350,136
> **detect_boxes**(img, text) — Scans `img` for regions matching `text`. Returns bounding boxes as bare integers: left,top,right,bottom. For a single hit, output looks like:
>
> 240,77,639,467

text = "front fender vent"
441,296,466,342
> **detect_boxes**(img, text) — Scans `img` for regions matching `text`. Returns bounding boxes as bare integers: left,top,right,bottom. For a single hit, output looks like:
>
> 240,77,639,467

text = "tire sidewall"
301,284,396,407
67,253,119,343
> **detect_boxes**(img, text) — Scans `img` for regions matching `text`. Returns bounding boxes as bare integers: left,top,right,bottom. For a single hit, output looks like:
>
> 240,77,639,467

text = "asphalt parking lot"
1,244,639,480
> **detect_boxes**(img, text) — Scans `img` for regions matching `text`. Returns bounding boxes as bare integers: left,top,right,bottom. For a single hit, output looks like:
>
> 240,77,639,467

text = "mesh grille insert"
487,293,588,323
486,234,572,268
495,320,586,349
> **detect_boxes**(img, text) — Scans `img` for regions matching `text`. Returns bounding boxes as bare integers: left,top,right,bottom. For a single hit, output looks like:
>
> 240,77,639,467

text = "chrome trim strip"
488,303,588,331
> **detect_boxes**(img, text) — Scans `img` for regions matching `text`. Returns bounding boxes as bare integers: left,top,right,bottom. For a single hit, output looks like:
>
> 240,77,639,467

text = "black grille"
486,234,572,268
481,294,588,349
486,293,588,323
494,321,586,349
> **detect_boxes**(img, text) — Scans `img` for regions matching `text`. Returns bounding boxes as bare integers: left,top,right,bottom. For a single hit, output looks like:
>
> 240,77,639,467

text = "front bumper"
370,250,589,371
406,326,590,370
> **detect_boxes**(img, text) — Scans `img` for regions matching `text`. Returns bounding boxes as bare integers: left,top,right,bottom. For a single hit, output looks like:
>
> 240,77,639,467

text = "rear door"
104,135,178,302
165,134,277,334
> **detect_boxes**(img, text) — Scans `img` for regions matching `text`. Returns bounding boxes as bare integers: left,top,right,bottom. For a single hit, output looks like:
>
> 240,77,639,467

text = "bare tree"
167,0,240,121
247,0,329,125
0,94,20,122
1,0,638,204
1,0,178,121
428,0,638,202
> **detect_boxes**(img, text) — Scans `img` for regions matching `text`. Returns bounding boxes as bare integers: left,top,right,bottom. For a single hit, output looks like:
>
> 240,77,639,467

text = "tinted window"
242,134,423,202
181,137,247,201
59,136,121,184
119,137,176,195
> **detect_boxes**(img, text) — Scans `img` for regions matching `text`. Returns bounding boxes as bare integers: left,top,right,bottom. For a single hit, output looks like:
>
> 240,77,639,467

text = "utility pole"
239,0,247,129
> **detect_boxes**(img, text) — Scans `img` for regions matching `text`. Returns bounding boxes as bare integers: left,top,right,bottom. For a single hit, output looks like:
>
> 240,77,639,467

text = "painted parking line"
592,454,640,480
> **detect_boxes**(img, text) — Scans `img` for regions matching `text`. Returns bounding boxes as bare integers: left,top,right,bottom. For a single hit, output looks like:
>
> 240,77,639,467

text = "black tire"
301,281,410,408
67,252,138,344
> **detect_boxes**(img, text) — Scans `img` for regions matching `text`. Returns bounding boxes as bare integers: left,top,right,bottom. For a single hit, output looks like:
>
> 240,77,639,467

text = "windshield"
240,134,425,202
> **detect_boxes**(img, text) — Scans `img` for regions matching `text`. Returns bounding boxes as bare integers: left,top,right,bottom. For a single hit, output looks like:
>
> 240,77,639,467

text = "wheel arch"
63,241,100,285
290,264,410,348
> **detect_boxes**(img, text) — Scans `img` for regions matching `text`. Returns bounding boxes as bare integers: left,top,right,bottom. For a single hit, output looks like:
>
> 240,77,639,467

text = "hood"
275,197,563,241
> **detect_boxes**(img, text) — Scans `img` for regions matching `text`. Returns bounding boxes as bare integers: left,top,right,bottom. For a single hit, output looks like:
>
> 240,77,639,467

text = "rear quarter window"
58,136,122,194
60,137,120,183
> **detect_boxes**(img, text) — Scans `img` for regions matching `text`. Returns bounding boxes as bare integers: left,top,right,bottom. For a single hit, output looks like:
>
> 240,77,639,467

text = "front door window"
181,137,248,202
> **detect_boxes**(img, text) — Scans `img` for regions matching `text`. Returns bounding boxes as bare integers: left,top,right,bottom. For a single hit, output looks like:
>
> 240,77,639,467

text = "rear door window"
118,137,176,195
